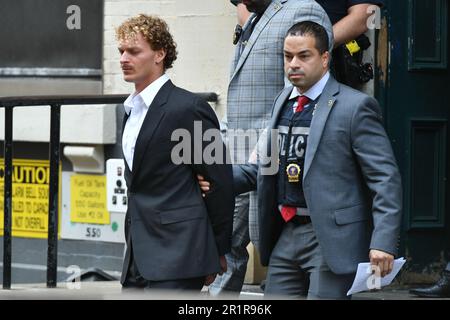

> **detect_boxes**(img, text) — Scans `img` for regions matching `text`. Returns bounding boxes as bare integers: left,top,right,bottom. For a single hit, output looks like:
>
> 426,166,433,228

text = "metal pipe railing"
2,107,13,289
46,103,61,288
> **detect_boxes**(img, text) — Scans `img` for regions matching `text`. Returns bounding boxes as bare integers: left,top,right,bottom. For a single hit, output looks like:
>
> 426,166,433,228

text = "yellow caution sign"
0,159,61,239
70,174,109,225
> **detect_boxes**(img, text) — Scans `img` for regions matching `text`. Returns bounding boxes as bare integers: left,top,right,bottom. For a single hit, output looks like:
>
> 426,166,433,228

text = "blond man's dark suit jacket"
120,80,234,282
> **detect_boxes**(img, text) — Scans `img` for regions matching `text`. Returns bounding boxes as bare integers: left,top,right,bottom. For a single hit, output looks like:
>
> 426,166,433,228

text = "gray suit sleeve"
350,97,402,256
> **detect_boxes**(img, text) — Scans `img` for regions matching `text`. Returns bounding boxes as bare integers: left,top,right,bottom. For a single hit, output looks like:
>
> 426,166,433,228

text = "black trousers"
122,248,204,291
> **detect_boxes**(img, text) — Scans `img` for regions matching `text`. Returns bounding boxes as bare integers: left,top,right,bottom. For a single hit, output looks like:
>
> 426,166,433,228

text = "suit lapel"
270,87,291,131
303,77,340,179
122,112,129,133
265,87,292,159
231,14,256,72
130,80,173,182
121,107,131,185
230,0,285,81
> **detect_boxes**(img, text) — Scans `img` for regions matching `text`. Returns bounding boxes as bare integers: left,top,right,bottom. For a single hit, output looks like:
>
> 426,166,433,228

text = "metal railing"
0,92,218,289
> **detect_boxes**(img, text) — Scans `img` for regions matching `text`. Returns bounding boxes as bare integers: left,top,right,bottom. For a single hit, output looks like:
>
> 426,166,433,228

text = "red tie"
295,95,310,113
280,206,297,222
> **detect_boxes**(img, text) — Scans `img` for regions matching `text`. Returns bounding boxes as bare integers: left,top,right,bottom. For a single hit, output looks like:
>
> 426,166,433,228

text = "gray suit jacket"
226,0,333,246
234,76,402,275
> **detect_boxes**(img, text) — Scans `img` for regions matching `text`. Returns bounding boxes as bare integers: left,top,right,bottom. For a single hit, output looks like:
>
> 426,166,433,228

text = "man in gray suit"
210,0,333,296
204,20,402,299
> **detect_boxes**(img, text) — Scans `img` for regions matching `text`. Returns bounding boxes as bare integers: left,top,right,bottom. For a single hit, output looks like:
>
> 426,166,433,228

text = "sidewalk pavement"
0,281,449,300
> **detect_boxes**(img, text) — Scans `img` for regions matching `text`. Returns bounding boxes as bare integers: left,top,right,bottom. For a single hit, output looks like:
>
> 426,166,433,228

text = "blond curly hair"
116,14,178,69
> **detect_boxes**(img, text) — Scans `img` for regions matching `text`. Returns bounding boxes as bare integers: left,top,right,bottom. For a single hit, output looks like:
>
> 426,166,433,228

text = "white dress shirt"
288,71,330,111
122,74,170,171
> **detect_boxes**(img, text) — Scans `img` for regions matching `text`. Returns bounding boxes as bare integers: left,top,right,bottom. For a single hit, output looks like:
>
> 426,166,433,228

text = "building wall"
0,0,237,143
103,0,238,121
0,1,376,143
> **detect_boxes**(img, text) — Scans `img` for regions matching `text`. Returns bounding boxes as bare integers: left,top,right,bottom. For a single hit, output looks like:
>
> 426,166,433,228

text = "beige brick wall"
103,0,237,120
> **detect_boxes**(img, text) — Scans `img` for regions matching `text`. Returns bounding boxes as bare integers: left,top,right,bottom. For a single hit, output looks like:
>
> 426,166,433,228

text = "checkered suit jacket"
225,0,333,246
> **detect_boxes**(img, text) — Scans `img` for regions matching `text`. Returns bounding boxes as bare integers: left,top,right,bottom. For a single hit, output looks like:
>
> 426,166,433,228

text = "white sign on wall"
61,172,125,243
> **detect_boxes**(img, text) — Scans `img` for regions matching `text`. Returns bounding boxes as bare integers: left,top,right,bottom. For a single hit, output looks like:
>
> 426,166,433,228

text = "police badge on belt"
286,163,301,183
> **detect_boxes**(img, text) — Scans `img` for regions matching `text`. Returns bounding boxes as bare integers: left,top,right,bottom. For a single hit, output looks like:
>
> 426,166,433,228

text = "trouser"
264,220,354,300
209,194,251,296
122,245,204,292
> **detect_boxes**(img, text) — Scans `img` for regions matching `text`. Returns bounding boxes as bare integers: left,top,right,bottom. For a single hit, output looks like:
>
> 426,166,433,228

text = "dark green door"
377,0,450,275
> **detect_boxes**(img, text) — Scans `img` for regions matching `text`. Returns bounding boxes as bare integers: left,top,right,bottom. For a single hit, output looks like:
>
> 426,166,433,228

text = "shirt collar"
289,71,330,102
123,73,170,115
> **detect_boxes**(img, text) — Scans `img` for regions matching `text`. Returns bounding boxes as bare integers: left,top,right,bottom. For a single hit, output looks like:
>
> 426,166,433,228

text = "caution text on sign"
0,159,60,239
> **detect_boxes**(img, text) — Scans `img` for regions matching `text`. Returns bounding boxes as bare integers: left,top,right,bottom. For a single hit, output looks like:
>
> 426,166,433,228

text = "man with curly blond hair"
116,14,235,292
